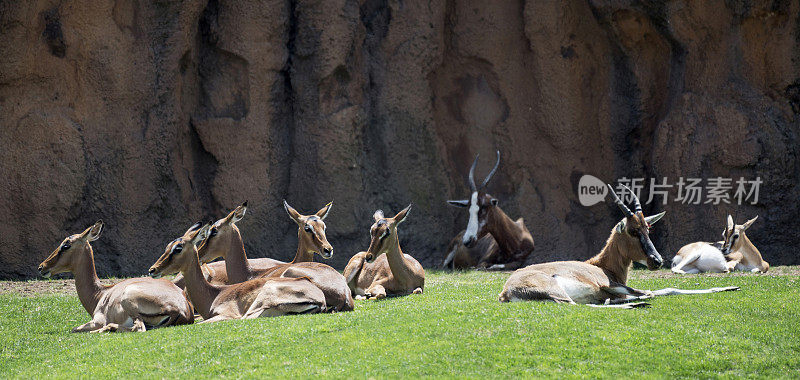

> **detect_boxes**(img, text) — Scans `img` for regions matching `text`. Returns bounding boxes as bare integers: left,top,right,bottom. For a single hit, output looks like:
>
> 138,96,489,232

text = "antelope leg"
200,315,234,323
649,286,740,297
671,252,701,273
365,284,387,300
71,317,104,333
441,248,457,270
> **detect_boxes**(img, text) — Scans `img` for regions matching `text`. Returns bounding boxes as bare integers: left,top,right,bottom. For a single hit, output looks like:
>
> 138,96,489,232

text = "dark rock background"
1,0,798,279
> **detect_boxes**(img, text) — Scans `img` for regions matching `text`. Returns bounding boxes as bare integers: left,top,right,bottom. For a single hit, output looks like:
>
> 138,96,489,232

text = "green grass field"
2,269,799,378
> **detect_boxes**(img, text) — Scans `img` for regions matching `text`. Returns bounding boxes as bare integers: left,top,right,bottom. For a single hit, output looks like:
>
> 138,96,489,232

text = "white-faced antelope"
498,185,738,308
172,202,286,288
149,223,326,322
255,201,355,312
672,215,767,274
343,205,425,299
444,151,534,270
38,221,194,332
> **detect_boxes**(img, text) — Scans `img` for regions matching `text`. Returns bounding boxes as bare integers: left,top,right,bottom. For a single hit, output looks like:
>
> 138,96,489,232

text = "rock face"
1,0,798,279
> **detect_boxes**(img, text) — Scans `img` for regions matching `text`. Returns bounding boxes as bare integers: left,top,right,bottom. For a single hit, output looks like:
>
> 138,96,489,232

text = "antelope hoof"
625,302,651,309
715,286,740,292
412,288,423,294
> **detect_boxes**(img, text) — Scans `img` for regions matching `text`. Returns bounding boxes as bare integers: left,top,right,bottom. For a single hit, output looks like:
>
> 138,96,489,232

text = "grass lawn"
1,269,799,378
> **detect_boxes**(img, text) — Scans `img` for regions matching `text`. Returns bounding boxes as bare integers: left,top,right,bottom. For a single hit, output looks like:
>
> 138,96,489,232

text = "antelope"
443,151,534,270
672,215,767,274
179,202,285,285
149,223,326,322
254,200,354,312
172,202,285,288
38,221,194,332
498,185,738,308
343,205,425,299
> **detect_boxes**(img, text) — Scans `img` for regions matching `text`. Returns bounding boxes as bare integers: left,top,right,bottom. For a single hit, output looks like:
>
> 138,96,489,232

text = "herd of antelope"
37,152,766,332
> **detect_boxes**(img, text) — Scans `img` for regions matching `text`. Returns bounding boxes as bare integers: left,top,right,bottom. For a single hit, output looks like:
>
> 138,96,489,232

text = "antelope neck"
182,247,223,319
291,229,316,263
73,244,106,315
486,207,524,253
737,234,763,266
219,228,251,283
383,230,414,286
586,230,633,285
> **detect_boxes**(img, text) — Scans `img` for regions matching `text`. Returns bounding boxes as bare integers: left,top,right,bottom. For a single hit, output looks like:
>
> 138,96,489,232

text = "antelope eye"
304,225,312,232
60,242,71,251
173,244,183,253
209,227,218,237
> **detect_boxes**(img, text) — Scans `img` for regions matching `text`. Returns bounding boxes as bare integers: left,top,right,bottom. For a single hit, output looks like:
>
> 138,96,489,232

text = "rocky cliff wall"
1,0,798,279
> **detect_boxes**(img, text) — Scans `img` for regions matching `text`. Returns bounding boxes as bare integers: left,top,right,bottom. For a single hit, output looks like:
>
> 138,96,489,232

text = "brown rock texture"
1,0,798,279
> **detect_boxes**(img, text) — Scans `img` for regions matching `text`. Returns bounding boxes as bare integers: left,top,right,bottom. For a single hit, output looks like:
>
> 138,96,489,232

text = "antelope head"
447,151,501,248
149,223,211,278
39,221,104,278
607,184,666,270
721,215,758,255
365,204,411,263
284,200,334,259
197,202,248,264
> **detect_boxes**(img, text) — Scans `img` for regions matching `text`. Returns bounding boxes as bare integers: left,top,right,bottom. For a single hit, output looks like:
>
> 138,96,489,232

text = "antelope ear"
192,224,212,245
743,215,758,230
615,219,627,234
394,204,412,225
644,211,665,226
231,201,247,223
184,221,204,236
284,200,303,226
447,200,470,208
316,202,332,220
373,209,384,222
727,215,734,231
83,221,104,242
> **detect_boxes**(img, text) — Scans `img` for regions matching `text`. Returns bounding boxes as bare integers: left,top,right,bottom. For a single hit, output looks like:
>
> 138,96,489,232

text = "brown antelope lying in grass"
149,223,326,322
251,201,354,312
172,202,285,288
672,215,768,274
498,185,738,308
343,205,425,299
444,151,534,270
38,221,193,332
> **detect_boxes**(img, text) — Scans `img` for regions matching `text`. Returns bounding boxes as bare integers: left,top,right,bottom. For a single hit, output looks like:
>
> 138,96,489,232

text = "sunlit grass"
1,270,799,378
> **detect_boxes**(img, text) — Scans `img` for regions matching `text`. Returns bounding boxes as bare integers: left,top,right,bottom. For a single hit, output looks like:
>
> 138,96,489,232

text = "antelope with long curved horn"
443,151,534,270
672,215,767,274
38,221,194,332
498,185,738,307
343,204,425,299
149,223,326,322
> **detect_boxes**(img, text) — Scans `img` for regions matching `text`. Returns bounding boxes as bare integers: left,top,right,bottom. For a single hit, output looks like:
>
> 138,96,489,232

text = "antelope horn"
480,150,500,190
607,184,633,217
467,154,479,192
620,184,642,214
